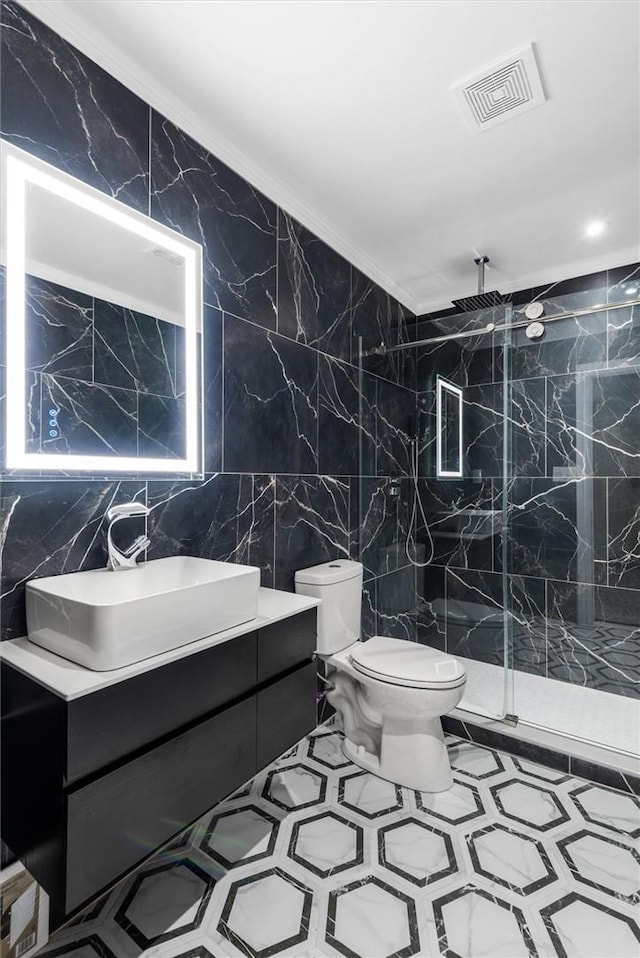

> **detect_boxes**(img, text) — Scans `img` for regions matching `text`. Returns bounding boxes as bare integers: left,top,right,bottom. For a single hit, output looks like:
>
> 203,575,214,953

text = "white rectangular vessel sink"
26,556,260,671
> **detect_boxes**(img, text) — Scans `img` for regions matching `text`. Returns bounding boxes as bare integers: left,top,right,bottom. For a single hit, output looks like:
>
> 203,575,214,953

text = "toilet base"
342,715,453,793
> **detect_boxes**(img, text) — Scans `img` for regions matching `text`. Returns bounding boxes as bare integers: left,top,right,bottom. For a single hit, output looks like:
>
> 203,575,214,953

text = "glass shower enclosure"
359,264,640,764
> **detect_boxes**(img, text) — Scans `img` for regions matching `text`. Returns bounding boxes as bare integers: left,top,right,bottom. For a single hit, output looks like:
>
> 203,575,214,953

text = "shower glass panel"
358,307,514,718
504,278,640,757
410,305,515,723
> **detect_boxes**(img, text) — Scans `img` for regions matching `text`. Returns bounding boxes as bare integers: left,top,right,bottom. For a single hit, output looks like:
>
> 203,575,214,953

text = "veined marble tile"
263,764,328,812
114,861,214,949
489,780,571,832
448,740,506,780
223,317,318,475
218,869,313,956
338,771,405,820
289,811,363,878
277,211,351,361
147,473,275,587
546,580,640,699
42,731,640,958
2,2,149,211
466,822,557,895
200,805,280,870
557,830,640,904
306,731,354,770
541,892,640,958
414,779,485,826
274,476,349,592
151,115,277,328
569,784,640,838
377,818,457,887
325,876,420,958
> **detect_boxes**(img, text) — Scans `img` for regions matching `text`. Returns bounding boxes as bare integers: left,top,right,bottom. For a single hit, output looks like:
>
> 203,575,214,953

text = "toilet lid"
349,636,467,690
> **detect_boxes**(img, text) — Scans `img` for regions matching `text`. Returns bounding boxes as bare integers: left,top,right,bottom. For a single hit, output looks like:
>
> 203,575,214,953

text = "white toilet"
295,559,466,792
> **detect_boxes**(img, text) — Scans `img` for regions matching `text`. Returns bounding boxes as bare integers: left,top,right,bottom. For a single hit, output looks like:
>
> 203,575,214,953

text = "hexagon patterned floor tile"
467,822,558,895
540,892,640,958
325,876,420,958
262,763,328,811
217,868,313,957
490,779,571,832
569,783,640,838
45,728,640,958
200,804,280,869
377,817,457,887
306,731,354,770
415,778,486,825
432,883,538,958
114,861,215,949
557,830,640,904
338,770,404,819
447,741,505,780
288,810,364,878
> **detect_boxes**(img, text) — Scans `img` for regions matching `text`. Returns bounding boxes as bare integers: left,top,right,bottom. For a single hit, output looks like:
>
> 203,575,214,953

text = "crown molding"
17,0,420,315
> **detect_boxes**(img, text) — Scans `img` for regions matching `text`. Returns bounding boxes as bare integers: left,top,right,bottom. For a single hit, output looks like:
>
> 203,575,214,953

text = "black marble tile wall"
222,316,319,476
147,474,276,586
351,268,415,389
278,212,352,361
0,2,414,646
150,116,278,329
375,565,417,642
0,2,149,210
414,264,640,702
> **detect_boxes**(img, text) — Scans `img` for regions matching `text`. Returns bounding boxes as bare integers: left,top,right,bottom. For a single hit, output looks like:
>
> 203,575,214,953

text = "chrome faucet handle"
122,534,151,559
106,501,150,571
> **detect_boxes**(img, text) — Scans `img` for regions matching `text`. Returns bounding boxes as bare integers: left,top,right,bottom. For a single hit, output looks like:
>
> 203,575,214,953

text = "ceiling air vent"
452,43,545,132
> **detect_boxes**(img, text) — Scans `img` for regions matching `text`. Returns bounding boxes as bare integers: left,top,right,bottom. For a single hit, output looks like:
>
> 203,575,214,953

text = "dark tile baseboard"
442,715,640,796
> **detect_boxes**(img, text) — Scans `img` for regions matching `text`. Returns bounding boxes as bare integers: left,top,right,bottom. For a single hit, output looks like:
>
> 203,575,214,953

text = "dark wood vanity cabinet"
1,607,317,920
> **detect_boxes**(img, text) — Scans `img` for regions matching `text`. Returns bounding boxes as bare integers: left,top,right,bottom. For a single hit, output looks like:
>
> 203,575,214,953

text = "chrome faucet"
106,502,151,571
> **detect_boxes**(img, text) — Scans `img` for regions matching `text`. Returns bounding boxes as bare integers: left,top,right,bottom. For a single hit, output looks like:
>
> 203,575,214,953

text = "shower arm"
384,296,640,352
475,255,488,294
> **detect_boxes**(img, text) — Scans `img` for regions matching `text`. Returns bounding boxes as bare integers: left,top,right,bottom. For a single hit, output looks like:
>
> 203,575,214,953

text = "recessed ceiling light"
585,220,607,238
624,284,638,296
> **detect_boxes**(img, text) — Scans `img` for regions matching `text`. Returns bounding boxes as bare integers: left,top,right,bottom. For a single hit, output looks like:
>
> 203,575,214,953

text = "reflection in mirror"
2,143,202,474
436,376,463,478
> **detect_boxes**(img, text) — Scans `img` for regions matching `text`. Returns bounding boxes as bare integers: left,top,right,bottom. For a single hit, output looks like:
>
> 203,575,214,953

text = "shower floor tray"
455,656,640,771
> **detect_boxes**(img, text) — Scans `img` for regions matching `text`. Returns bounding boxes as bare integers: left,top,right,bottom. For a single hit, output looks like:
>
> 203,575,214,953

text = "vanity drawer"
66,630,258,783
64,694,256,913
257,662,317,768
257,609,316,684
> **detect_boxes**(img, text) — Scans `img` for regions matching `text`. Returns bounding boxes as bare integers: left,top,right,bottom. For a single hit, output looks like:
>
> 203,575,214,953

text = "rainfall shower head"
451,256,511,312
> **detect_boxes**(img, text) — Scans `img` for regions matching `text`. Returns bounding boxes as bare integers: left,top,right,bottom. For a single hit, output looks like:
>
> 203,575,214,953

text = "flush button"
329,563,341,568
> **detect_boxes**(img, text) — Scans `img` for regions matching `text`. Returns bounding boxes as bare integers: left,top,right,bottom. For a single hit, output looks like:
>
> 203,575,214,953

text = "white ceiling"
23,0,640,314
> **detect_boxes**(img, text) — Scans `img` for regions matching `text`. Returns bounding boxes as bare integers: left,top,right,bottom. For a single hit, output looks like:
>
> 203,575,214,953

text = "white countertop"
0,587,320,701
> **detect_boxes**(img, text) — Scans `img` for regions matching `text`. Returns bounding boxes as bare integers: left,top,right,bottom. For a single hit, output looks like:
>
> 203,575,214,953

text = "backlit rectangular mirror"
1,142,203,474
436,376,463,478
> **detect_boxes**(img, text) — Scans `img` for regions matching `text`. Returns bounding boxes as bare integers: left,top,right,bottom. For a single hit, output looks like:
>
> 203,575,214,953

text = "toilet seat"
349,635,466,690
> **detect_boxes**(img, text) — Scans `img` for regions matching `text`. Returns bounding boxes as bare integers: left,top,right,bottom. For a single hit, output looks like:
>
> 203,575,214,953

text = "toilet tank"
294,560,363,654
